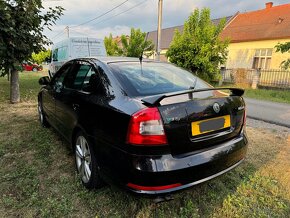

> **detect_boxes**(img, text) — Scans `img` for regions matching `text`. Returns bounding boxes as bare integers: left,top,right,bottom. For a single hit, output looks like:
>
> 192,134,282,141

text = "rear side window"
109,62,210,96
73,65,91,90
63,63,92,90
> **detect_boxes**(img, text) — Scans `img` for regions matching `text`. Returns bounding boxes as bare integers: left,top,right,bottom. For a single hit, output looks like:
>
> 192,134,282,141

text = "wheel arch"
71,126,83,148
71,124,93,148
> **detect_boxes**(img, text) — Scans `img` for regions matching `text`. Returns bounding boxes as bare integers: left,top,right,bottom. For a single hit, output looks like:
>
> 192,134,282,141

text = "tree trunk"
10,69,20,103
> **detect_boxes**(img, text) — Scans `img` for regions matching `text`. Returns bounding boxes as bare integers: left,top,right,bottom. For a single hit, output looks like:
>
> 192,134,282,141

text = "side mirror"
39,76,50,86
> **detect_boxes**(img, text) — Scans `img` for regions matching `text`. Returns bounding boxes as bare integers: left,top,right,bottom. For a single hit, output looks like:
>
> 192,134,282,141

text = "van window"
52,49,58,61
58,46,68,61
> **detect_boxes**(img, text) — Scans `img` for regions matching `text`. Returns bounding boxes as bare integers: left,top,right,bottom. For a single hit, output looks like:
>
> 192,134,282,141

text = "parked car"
22,62,43,72
38,57,248,195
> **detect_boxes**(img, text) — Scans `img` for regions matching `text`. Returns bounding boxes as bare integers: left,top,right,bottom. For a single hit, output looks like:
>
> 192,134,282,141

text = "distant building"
220,2,290,69
113,35,129,49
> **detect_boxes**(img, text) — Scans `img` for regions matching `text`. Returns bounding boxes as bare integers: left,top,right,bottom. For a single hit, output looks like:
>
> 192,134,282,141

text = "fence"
221,68,290,89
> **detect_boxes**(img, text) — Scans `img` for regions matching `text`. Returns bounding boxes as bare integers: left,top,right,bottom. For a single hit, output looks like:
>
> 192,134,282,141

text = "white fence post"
219,67,225,86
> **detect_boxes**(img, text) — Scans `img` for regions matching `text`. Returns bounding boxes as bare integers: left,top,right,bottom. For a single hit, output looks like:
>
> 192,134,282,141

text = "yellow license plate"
191,115,231,136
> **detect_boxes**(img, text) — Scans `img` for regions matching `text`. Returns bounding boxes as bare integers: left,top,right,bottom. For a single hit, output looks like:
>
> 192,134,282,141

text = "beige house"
220,2,290,70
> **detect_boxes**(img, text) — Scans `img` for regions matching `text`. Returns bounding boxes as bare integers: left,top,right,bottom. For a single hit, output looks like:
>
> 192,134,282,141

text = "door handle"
72,104,80,111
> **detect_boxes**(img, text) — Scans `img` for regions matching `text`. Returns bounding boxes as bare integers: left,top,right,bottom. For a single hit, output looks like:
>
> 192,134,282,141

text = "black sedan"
38,57,248,195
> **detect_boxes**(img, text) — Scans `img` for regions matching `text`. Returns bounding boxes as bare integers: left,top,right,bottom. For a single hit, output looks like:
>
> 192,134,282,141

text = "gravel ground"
247,118,290,139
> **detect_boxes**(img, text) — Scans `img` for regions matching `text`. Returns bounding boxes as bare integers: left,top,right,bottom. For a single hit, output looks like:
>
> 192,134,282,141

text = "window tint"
73,64,91,90
62,63,92,90
109,62,210,96
81,66,106,94
82,68,95,90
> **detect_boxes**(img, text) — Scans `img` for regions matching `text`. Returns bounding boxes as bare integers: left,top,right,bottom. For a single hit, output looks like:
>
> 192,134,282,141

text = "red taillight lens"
127,107,168,145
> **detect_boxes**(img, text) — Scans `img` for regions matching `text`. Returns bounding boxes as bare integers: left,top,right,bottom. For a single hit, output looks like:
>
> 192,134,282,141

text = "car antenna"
139,32,149,64
139,32,149,75
188,74,198,100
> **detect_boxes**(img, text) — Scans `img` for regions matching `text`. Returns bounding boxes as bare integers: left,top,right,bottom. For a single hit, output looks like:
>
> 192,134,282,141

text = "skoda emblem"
213,103,220,113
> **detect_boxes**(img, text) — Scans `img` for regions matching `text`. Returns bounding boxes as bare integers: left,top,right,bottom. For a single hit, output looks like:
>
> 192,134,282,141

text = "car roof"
83,56,159,64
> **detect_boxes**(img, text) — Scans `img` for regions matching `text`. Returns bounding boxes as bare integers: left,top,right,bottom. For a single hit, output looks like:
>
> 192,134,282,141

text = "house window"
252,49,272,69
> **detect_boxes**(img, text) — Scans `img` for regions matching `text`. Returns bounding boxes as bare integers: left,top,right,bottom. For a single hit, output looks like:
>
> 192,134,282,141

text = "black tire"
74,131,104,189
38,100,50,128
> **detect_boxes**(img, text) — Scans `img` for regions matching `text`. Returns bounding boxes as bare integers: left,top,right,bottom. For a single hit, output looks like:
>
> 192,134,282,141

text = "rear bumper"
100,132,248,195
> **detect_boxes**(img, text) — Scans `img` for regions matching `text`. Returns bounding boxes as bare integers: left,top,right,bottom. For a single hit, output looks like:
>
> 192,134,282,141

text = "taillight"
127,107,168,145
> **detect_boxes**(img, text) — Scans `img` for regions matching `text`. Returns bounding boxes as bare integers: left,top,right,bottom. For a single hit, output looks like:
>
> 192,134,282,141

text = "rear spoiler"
141,88,244,106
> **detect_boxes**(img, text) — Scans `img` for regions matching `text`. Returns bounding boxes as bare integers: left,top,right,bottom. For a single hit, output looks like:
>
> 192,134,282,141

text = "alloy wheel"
38,102,44,124
75,135,92,183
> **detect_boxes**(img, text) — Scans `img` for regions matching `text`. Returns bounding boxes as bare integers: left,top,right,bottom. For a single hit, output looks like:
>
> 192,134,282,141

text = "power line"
91,0,148,27
70,29,93,37
50,29,65,40
50,0,148,41
71,0,129,29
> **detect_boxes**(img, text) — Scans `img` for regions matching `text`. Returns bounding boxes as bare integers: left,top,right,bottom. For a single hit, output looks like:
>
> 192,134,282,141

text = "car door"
47,62,74,132
42,62,72,126
54,60,96,141
42,82,55,124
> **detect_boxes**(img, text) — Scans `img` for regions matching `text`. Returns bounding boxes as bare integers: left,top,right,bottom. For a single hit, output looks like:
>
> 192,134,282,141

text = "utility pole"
65,26,70,38
156,0,163,61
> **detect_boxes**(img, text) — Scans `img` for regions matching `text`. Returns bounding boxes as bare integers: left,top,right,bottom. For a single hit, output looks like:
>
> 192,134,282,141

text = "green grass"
244,88,290,104
1,72,290,217
219,83,290,104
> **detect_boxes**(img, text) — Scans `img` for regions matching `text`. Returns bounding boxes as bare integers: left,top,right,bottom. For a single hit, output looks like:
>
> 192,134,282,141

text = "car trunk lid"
142,88,246,155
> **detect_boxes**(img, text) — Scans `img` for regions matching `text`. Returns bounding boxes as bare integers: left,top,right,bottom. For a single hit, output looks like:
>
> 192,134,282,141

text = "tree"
104,34,122,56
0,0,63,103
31,49,51,64
166,8,229,82
120,28,154,57
275,42,290,70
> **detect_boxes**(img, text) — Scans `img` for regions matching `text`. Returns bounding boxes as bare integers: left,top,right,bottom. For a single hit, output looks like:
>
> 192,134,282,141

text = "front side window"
252,48,272,69
109,62,210,96
52,63,73,92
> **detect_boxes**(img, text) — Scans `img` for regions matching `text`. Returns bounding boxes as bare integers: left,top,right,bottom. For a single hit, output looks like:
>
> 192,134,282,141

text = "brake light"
127,107,168,145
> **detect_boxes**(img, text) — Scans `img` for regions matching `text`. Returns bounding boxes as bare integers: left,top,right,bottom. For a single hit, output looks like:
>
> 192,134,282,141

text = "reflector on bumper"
127,183,182,191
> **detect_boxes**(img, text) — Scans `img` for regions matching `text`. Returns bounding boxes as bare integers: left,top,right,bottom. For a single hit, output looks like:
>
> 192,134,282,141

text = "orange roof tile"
220,3,290,42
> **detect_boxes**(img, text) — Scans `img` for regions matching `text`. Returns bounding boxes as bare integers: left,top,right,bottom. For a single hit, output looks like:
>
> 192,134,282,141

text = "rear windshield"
109,62,211,96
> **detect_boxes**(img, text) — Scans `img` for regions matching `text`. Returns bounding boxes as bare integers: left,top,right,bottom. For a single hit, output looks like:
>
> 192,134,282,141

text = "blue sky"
43,0,289,43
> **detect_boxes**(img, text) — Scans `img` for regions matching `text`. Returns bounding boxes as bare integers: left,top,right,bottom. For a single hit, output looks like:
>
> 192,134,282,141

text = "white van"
49,37,107,77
